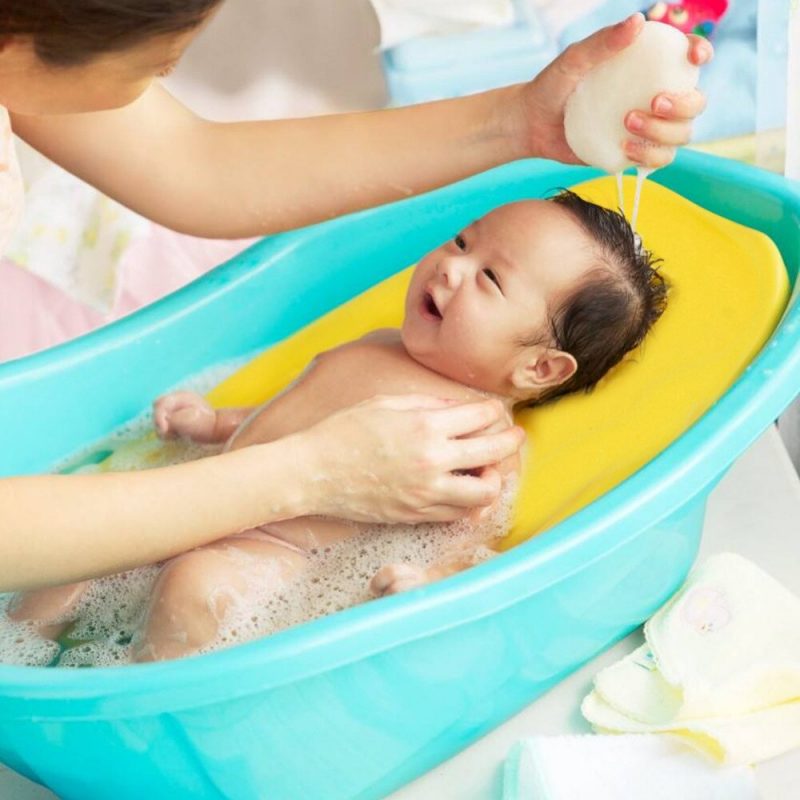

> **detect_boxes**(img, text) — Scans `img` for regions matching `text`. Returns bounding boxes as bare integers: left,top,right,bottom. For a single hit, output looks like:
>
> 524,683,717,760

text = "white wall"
165,0,387,120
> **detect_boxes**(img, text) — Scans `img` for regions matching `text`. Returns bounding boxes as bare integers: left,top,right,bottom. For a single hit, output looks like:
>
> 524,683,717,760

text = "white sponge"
564,21,699,174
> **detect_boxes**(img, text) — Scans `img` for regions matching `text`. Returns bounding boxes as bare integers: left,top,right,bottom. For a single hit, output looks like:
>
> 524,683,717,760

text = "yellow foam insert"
208,177,789,547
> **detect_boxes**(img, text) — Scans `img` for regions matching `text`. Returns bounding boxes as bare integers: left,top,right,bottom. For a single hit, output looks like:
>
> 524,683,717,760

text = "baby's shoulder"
315,329,403,365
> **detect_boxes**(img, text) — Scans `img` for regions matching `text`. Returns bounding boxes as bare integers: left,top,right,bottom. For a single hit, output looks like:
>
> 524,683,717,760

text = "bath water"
0,358,513,668
615,167,654,231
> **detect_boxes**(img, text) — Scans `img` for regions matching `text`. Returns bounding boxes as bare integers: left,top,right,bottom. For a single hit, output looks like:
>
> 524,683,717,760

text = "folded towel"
503,734,757,800
584,688,800,765
582,552,800,764
369,0,514,49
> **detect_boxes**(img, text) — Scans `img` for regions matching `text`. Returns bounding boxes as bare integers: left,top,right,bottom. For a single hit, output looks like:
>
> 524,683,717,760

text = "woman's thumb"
560,12,644,79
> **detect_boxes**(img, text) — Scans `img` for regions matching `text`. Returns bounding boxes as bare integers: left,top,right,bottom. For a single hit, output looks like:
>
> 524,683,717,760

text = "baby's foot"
370,563,429,597
153,391,217,442
7,581,89,640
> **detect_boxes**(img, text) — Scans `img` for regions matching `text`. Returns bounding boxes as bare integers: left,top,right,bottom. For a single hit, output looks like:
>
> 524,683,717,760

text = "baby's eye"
454,234,467,251
482,268,502,292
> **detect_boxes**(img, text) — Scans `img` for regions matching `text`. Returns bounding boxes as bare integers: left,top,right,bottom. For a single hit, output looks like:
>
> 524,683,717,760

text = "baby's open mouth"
424,292,442,320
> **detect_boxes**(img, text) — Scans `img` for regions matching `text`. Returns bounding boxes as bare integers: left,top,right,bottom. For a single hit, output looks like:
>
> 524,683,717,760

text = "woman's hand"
512,12,713,169
293,394,525,524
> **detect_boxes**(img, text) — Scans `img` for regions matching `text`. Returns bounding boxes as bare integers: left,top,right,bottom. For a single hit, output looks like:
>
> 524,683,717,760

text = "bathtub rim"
0,151,798,716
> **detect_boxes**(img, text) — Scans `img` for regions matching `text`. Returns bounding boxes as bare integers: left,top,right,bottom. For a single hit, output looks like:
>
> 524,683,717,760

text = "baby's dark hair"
0,0,222,66
530,189,668,404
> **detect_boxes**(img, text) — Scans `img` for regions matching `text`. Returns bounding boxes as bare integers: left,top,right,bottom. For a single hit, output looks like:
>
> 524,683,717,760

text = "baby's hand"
370,563,429,597
153,391,217,442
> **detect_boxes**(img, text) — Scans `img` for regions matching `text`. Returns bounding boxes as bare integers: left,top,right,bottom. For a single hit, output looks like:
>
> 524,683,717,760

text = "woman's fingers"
686,33,714,66
431,398,508,437
441,469,503,511
623,88,706,159
559,12,645,79
649,88,707,121
298,394,523,524
625,111,693,147
618,33,710,163
443,426,526,473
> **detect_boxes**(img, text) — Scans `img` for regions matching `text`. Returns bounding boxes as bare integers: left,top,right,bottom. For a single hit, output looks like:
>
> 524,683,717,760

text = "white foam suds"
200,483,515,655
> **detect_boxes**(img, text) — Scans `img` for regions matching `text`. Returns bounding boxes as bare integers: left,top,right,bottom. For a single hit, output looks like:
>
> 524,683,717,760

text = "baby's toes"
370,563,427,597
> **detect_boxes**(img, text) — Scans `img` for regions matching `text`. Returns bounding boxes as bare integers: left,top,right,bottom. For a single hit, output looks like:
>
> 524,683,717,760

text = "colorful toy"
644,1,729,38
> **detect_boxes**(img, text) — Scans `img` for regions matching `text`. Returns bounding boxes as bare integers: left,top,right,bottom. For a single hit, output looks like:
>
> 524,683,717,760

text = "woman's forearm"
12,83,526,238
11,17,712,239
0,397,524,593
184,85,526,237
0,440,308,592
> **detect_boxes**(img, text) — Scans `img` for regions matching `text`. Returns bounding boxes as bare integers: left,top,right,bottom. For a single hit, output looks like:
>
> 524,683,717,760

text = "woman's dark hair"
0,1,222,66
529,189,668,405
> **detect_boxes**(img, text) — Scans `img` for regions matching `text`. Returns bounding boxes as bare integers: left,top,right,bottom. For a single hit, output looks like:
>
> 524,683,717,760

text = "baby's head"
401,190,667,404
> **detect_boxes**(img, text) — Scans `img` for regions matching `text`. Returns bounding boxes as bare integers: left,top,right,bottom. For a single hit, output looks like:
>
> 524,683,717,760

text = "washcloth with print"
6,155,149,312
582,552,800,764
0,106,25,256
502,734,757,800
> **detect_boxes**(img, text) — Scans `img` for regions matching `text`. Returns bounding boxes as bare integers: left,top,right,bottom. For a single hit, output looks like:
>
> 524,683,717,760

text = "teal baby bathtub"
0,152,798,800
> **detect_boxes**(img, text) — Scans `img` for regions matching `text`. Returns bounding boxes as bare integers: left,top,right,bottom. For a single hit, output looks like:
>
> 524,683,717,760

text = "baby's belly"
256,516,362,553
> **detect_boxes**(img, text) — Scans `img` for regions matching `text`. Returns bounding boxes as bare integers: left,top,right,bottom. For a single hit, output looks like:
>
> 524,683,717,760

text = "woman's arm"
0,395,524,592
9,16,711,238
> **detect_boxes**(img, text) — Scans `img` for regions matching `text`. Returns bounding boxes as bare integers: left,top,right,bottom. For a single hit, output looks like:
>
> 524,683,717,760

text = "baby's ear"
512,348,577,393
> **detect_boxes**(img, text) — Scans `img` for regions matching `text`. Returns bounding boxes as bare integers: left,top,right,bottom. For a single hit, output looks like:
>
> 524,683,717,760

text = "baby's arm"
153,391,253,444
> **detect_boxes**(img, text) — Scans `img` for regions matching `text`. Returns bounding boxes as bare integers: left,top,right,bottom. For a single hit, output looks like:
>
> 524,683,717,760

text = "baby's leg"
7,581,89,639
153,391,252,444
132,534,308,662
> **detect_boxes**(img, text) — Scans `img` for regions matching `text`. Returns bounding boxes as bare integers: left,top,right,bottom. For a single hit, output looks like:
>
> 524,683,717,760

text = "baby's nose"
437,257,466,288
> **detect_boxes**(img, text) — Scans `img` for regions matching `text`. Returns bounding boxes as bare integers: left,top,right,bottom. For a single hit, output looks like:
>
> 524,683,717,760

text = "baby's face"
401,200,597,397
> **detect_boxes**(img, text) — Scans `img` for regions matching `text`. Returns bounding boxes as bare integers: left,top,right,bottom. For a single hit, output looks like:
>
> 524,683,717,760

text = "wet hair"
527,189,668,405
0,0,222,66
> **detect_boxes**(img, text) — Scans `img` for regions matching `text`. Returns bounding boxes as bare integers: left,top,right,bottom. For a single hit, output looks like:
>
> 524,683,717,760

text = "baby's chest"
230,340,472,448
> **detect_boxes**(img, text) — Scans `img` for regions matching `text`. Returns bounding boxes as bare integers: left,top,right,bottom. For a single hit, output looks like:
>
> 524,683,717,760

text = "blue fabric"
380,0,557,105
380,0,759,141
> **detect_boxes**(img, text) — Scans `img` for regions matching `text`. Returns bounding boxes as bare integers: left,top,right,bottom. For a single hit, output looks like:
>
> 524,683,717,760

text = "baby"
9,190,667,662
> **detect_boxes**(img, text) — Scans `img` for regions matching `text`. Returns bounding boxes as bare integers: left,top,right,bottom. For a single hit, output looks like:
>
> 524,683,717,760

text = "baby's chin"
400,327,506,397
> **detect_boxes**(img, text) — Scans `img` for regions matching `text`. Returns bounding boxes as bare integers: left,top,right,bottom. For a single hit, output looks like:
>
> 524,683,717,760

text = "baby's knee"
135,550,245,662
149,549,244,620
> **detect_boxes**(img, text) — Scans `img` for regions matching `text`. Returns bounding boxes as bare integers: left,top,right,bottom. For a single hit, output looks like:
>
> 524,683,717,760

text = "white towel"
502,734,757,800
582,552,800,764
369,0,514,49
